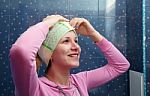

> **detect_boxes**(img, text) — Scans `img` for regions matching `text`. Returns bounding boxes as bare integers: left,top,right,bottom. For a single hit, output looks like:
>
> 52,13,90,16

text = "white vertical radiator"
129,70,144,96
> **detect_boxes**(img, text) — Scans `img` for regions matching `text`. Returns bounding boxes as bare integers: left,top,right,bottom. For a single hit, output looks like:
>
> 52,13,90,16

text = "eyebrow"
64,36,78,39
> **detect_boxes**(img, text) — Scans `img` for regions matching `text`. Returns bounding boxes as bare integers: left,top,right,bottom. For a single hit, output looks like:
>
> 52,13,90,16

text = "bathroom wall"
145,0,150,95
126,0,143,73
0,0,129,96
126,0,150,95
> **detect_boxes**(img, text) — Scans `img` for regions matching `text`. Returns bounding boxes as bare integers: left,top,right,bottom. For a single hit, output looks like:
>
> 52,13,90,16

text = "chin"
73,64,79,68
70,62,80,68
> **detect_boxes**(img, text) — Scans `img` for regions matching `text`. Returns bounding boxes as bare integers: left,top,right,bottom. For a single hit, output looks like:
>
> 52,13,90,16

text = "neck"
46,66,70,86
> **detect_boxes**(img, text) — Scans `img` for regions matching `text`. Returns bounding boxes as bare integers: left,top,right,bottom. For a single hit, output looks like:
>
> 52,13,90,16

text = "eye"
74,39,78,43
63,39,69,43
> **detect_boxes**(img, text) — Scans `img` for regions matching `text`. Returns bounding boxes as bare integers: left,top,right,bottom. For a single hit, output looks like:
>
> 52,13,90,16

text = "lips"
68,53,79,57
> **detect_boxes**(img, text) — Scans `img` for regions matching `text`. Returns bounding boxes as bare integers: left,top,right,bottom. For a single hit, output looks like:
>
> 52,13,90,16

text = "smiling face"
51,31,81,69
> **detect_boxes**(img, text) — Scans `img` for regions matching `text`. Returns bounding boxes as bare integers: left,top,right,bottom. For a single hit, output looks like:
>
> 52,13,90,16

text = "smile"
68,53,79,57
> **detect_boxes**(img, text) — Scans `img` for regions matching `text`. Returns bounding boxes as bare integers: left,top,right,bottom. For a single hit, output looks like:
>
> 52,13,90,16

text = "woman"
10,15,130,96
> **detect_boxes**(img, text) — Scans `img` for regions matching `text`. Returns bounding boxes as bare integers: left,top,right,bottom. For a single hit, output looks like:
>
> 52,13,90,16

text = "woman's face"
51,31,81,69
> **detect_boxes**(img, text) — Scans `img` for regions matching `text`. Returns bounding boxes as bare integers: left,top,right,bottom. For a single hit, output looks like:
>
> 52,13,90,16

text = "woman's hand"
69,18,96,36
70,18,103,42
42,15,69,28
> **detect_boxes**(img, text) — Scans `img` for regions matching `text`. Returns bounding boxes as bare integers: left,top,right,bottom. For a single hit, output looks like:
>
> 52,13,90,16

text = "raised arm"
9,22,49,95
9,15,69,95
86,37,130,89
70,17,130,90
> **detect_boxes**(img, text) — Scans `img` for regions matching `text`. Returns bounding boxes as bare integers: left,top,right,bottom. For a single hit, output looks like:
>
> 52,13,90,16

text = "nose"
71,41,80,51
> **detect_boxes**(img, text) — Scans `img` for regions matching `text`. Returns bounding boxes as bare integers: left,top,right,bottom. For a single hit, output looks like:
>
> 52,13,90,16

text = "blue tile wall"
99,0,106,16
126,0,143,72
70,0,98,16
0,15,14,96
126,0,150,95
0,0,131,96
10,0,38,16
105,0,115,16
116,1,126,16
145,2,150,95
145,0,150,6
37,0,69,15
0,0,10,15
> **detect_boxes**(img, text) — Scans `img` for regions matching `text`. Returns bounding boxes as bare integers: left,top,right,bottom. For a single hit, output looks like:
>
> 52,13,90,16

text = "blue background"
0,0,149,96
145,0,150,95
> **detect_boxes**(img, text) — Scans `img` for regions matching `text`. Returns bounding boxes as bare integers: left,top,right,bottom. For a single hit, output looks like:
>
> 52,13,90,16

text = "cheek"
53,46,69,57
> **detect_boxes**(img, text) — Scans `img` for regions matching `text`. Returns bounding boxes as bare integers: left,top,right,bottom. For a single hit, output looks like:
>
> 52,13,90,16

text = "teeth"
69,54,78,57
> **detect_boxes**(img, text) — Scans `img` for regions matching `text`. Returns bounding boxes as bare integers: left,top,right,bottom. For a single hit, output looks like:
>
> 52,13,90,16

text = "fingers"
55,15,69,22
42,15,89,30
69,18,78,28
70,18,86,29
42,15,69,28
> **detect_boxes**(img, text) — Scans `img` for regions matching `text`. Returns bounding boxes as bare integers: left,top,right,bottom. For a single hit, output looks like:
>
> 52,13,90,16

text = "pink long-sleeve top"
9,22,130,96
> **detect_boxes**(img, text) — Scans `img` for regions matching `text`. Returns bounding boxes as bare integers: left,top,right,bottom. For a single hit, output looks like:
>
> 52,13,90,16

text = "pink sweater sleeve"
74,38,130,90
9,22,49,96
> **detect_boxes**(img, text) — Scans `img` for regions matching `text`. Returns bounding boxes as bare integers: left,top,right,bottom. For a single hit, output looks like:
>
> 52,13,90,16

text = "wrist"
42,21,53,29
89,31,104,42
